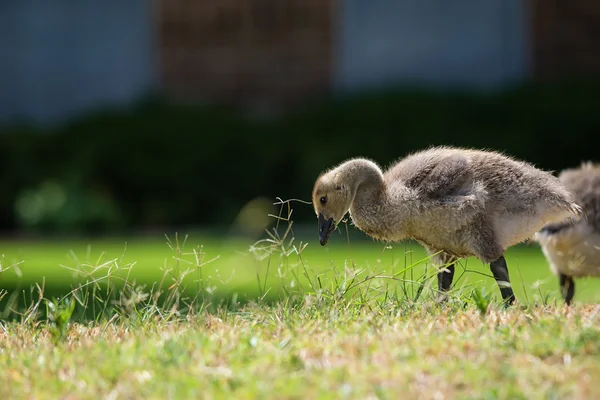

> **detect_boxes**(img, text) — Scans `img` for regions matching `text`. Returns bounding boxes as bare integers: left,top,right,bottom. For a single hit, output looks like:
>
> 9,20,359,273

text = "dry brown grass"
2,302,600,399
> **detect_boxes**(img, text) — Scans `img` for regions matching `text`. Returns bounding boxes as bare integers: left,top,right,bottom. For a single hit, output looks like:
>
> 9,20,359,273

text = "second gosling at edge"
312,146,582,305
535,162,600,305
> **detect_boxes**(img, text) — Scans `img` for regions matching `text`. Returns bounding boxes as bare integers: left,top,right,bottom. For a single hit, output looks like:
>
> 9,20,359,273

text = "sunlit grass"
2,202,600,399
2,231,600,307
2,302,600,399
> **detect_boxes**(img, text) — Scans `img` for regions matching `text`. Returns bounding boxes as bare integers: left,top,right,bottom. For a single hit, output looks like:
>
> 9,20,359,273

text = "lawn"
2,227,600,308
2,296,600,398
2,224,600,399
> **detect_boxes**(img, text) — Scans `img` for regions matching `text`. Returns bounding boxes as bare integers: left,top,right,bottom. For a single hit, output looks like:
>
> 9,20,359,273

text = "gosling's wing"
385,150,439,188
389,151,472,199
416,154,473,198
538,220,577,235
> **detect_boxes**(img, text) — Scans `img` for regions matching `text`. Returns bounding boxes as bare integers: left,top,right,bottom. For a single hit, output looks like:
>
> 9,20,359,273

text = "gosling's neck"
331,158,383,192
332,160,386,238
336,159,414,241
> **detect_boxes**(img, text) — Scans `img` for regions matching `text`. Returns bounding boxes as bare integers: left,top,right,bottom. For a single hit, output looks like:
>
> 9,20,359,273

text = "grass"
2,204,600,398
3,231,600,308
3,302,600,398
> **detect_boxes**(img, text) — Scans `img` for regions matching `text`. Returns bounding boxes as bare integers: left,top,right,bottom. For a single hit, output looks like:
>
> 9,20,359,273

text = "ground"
3,229,600,305
2,226,600,399
2,304,600,399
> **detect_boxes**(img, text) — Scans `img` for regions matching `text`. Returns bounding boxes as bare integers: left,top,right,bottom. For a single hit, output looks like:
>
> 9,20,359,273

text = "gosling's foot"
435,292,449,304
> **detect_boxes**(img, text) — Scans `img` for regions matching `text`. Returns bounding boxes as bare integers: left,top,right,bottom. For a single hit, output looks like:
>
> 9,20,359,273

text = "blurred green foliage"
1,80,599,233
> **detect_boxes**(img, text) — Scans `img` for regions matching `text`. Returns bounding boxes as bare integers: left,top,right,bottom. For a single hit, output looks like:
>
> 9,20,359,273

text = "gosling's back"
384,146,573,215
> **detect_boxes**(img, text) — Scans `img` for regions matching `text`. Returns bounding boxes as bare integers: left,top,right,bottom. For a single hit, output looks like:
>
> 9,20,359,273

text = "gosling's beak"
318,213,335,246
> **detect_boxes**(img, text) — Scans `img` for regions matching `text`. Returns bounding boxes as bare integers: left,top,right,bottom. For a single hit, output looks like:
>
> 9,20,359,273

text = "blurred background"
0,0,600,309
1,0,599,235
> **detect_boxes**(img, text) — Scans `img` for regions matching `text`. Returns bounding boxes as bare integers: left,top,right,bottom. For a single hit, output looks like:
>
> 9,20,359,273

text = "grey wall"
0,0,532,124
334,0,530,91
0,0,156,124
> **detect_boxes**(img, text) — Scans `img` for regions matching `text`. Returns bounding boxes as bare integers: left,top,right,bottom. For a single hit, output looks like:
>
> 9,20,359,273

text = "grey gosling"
535,162,600,305
312,146,582,305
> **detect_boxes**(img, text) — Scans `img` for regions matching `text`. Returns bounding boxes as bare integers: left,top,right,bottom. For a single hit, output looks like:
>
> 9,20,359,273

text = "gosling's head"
312,173,352,246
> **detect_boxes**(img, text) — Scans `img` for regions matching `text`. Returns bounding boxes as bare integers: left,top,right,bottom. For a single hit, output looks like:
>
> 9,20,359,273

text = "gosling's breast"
349,212,403,242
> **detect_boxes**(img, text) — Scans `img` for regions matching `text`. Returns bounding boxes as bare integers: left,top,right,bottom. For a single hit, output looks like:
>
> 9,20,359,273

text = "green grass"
2,229,600,308
2,299,600,398
3,218,600,399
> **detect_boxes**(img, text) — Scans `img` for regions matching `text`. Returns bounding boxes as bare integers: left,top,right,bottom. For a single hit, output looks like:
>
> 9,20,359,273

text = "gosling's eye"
320,196,327,205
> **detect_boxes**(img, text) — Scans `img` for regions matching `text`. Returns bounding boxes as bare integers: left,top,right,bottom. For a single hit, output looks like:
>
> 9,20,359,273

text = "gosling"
312,146,582,305
535,162,600,305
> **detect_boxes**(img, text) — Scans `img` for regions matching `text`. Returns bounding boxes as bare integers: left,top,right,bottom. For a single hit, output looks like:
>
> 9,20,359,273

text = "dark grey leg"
438,263,455,292
435,263,455,303
559,274,575,305
489,256,515,305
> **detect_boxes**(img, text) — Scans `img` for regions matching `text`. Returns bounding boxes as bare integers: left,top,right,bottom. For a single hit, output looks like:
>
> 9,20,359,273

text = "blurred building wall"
158,0,335,111
334,0,529,90
0,0,156,124
1,0,599,124
531,0,600,78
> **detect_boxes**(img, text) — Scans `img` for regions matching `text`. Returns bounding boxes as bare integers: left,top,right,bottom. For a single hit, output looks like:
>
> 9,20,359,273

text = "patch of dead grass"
2,304,600,399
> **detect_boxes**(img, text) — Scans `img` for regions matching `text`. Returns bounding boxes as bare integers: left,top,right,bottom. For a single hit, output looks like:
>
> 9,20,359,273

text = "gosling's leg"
427,250,457,304
489,256,516,305
470,216,514,305
436,263,455,303
559,274,575,305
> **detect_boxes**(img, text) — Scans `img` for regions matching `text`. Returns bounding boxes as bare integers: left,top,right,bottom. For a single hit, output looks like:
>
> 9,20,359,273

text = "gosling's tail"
569,203,584,218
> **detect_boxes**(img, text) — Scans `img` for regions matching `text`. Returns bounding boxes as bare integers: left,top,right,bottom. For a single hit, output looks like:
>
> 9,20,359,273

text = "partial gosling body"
535,162,600,305
312,146,582,305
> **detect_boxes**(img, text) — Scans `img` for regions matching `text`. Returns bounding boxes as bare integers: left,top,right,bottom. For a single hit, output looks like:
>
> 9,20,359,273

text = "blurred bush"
1,80,599,233
14,178,124,234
